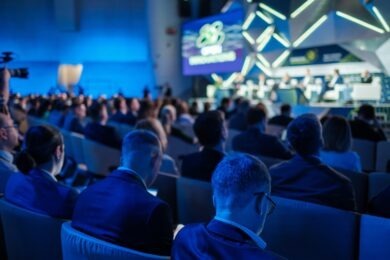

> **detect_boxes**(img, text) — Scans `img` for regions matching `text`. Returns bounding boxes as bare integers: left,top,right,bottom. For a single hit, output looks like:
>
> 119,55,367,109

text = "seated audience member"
72,130,173,255
181,111,226,181
173,153,284,259
110,97,134,125
136,118,179,175
189,101,199,117
270,114,356,211
160,105,193,144
318,69,343,102
126,97,140,125
217,97,232,119
350,104,387,142
5,125,78,219
84,102,121,149
361,70,373,84
0,114,19,192
63,100,86,134
268,104,293,128
176,101,194,126
369,186,390,218
232,107,292,160
228,99,250,131
320,116,362,172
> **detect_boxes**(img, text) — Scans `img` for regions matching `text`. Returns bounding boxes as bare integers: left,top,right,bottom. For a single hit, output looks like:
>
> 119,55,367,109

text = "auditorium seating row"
352,138,390,172
175,177,389,260
0,178,388,260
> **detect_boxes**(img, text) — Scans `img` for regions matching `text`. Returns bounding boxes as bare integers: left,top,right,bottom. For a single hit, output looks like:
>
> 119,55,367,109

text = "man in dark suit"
350,104,387,142
84,102,121,149
268,104,293,128
270,114,356,211
181,111,226,181
63,101,86,134
318,69,344,102
173,153,284,259
72,130,173,256
232,106,292,160
110,96,136,125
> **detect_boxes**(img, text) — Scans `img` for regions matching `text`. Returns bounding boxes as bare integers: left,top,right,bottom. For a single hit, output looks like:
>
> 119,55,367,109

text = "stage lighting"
241,56,252,75
259,3,287,20
273,33,290,47
255,61,272,76
336,11,384,34
372,7,390,32
243,31,256,45
256,11,273,24
293,15,328,47
256,26,274,51
211,73,220,82
256,54,271,68
290,0,316,19
242,12,256,30
272,50,291,68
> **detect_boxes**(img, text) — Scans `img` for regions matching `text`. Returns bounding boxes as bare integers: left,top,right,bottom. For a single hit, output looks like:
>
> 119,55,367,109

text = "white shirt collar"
214,216,267,250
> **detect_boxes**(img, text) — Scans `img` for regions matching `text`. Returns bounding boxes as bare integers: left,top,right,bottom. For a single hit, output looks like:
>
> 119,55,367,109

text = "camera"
1,52,29,79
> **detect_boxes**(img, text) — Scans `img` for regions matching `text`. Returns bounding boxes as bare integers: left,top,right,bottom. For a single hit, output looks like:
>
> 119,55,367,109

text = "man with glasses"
172,153,284,259
0,113,19,192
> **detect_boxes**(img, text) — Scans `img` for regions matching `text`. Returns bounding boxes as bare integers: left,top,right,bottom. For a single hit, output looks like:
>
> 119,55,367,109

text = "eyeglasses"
254,192,276,216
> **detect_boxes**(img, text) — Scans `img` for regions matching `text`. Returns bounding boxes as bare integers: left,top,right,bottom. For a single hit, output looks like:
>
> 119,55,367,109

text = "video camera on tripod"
0,52,29,79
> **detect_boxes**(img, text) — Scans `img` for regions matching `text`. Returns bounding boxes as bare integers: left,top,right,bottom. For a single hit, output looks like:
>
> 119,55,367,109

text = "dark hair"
194,111,224,147
113,97,125,111
287,114,323,156
323,116,352,152
281,104,291,114
358,104,375,120
89,102,105,121
15,125,63,174
247,107,266,125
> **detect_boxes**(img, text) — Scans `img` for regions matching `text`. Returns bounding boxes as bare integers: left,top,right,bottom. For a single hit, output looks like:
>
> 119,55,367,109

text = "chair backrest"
0,199,64,259
226,129,241,152
82,139,121,176
368,172,390,200
61,222,169,260
61,130,74,159
70,132,86,165
166,136,199,167
262,197,359,260
176,177,214,224
352,139,376,172
376,141,390,172
334,167,369,213
359,214,390,260
150,172,179,224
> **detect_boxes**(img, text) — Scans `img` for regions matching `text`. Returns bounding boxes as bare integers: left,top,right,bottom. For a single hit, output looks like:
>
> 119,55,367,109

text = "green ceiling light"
372,6,390,32
272,50,291,68
256,11,273,24
273,33,290,47
259,3,287,20
290,0,316,19
242,12,256,30
293,15,328,47
243,31,256,45
336,11,384,34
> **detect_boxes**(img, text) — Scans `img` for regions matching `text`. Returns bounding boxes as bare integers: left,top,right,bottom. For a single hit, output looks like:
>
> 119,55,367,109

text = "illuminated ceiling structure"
223,0,390,77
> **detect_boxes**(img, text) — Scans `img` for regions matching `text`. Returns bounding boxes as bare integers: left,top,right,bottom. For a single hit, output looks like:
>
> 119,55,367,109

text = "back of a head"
15,125,63,174
89,102,104,122
287,113,323,156
135,118,168,151
358,104,375,121
323,116,352,152
246,106,266,126
121,130,162,165
238,99,250,113
212,153,270,209
280,104,291,116
194,111,224,147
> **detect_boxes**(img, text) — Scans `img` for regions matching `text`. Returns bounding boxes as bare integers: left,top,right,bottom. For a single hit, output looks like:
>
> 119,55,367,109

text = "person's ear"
0,128,8,140
54,145,62,161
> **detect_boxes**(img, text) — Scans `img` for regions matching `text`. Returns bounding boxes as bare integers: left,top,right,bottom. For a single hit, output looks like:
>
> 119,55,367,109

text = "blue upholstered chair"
176,177,214,224
359,214,390,260
262,197,359,260
352,138,376,172
368,172,390,200
61,222,169,260
0,199,64,259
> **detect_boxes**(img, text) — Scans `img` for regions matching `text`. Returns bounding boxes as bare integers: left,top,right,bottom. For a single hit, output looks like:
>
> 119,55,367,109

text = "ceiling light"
259,3,287,20
372,6,390,32
242,12,256,30
272,50,291,68
290,0,316,19
273,33,290,47
293,15,328,47
336,11,384,34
